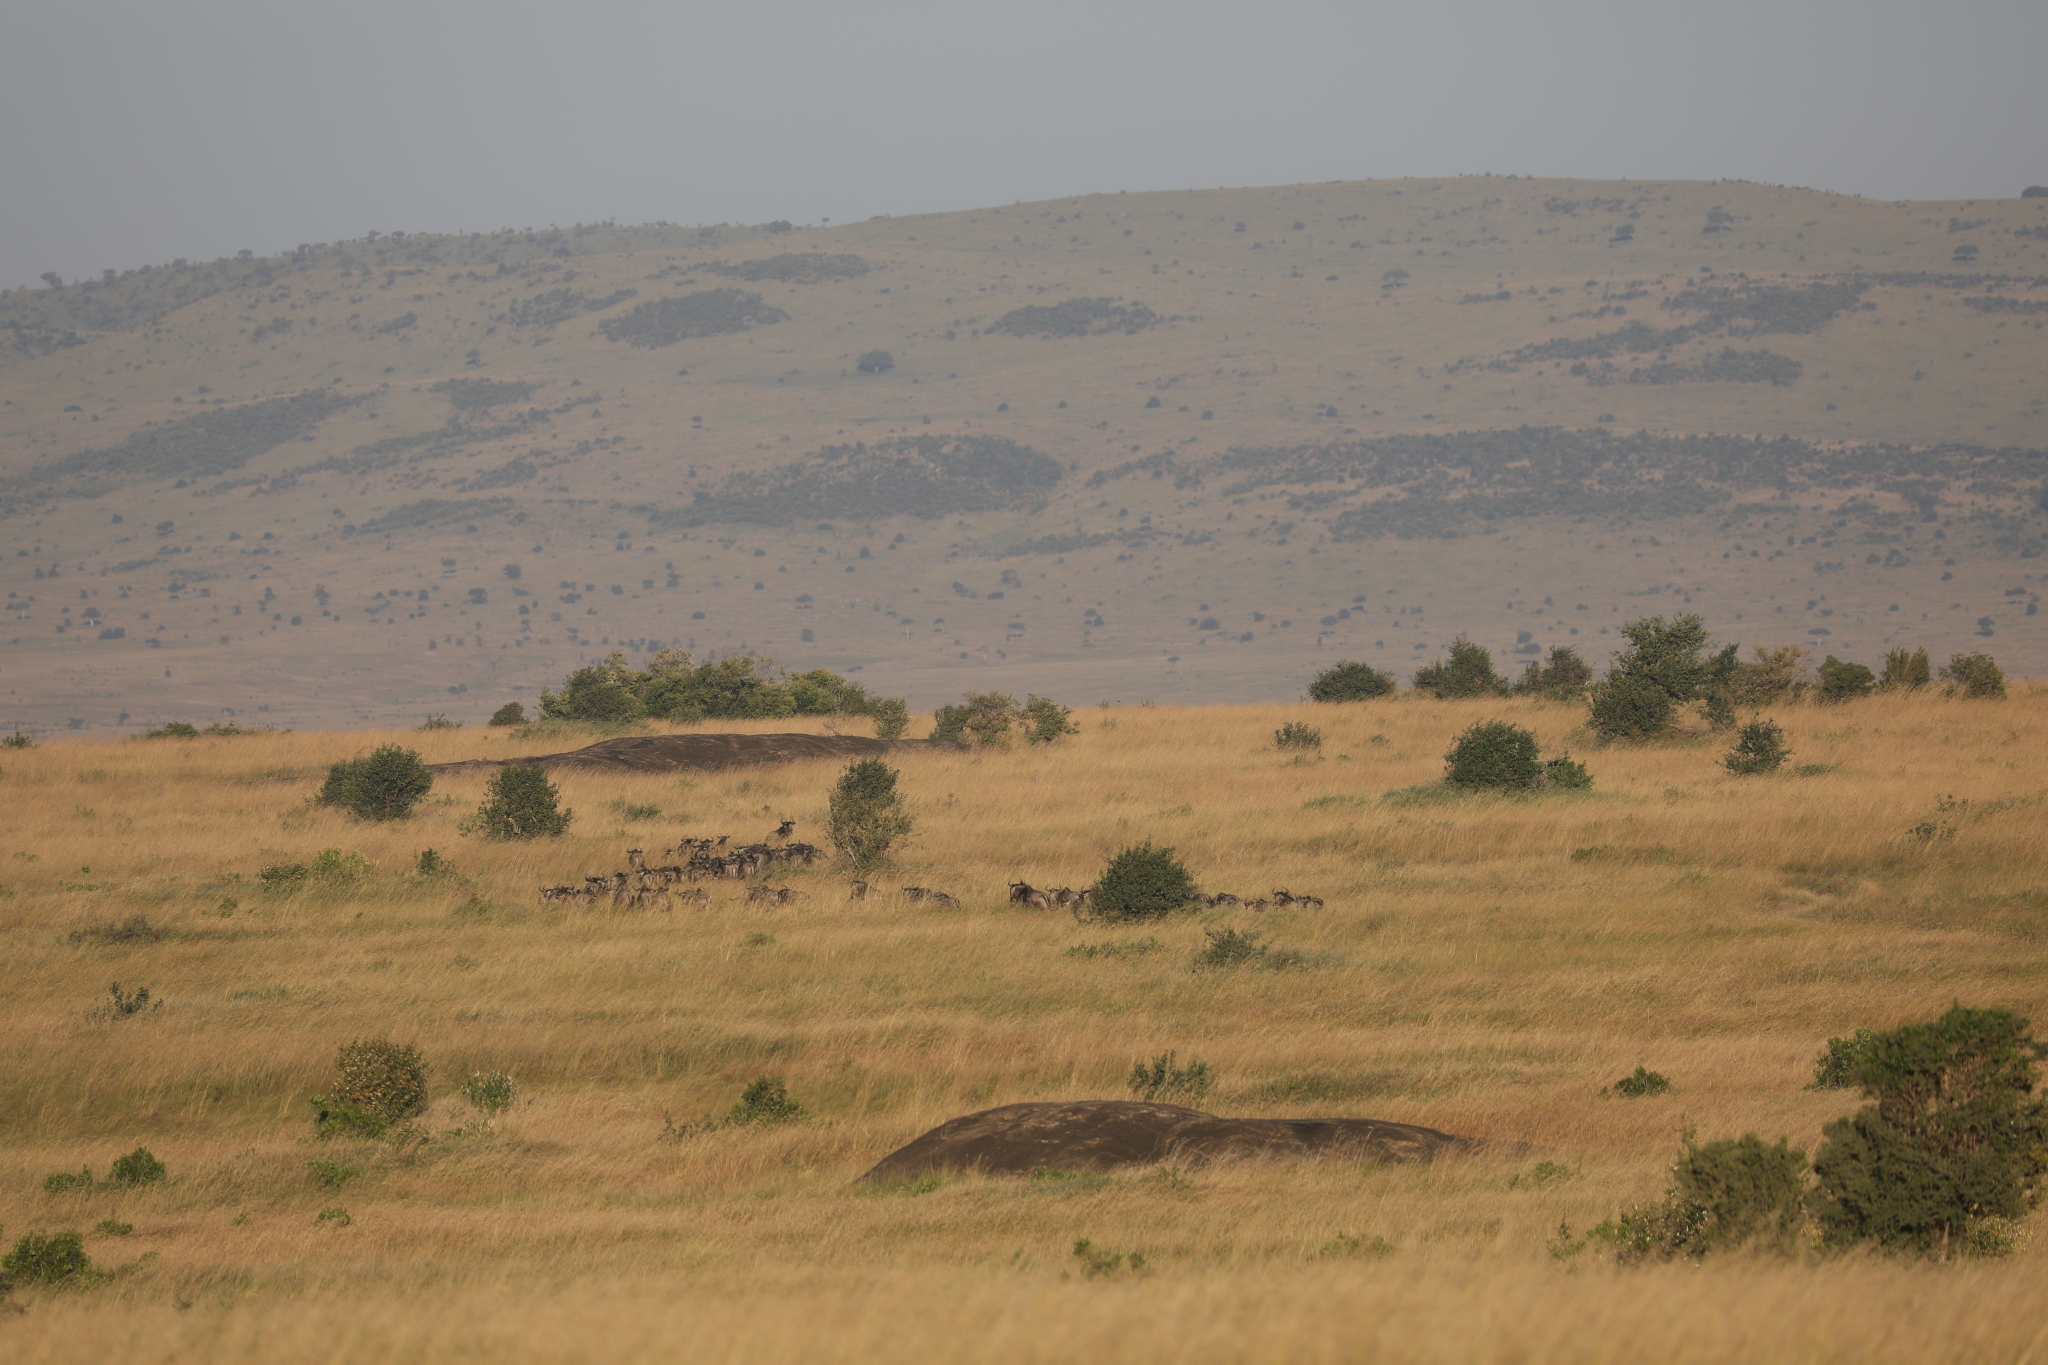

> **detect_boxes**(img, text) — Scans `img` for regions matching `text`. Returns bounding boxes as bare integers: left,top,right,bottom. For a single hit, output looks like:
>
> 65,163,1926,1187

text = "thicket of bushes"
928,692,1077,747
537,650,903,727
597,289,786,347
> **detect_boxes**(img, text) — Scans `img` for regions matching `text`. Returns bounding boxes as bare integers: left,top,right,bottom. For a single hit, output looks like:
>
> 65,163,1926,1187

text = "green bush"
416,713,461,731
318,744,433,821
1444,721,1541,790
107,1147,165,1187
1,730,35,749
1071,1239,1147,1277
1817,656,1877,703
1567,1132,1809,1264
1191,927,1269,970
1513,645,1595,700
827,758,913,872
1724,717,1792,775
311,847,372,882
723,1077,808,1127
3,1230,94,1286
1274,721,1322,751
929,703,969,743
313,1039,429,1138
868,697,910,740
1810,1005,2048,1256
1022,694,1079,745
465,764,572,840
1590,614,1738,740
1588,674,1677,741
538,661,644,722
414,848,454,877
1879,647,1931,691
142,721,201,739
1940,651,2006,699
1541,756,1594,790
93,1220,132,1237
1607,1066,1673,1098
1808,1030,1877,1089
1412,637,1506,698
487,701,527,727
305,1158,358,1191
1128,1051,1214,1102
1307,660,1395,702
42,1168,93,1194
259,862,308,890
1091,842,1198,923
462,1071,517,1115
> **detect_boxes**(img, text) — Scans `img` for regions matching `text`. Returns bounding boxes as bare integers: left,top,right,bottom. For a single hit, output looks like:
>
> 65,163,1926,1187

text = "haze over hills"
2,175,2045,734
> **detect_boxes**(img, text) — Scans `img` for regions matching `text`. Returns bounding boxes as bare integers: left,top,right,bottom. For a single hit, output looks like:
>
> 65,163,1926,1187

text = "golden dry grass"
2,692,2046,1361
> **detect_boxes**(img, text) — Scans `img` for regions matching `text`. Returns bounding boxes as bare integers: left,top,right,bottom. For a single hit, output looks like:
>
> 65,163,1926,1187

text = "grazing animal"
849,880,874,900
1008,881,1039,904
537,884,576,904
1193,893,1217,908
626,848,646,871
634,886,672,912
1018,888,1052,910
746,884,780,905
677,887,711,910
1244,898,1271,913
774,886,807,906
900,887,931,902
771,820,796,843
1273,889,1325,911
1211,893,1242,909
926,891,962,908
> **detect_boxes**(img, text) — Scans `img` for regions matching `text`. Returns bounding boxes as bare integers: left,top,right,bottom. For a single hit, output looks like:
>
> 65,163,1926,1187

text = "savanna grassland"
3,689,2046,1362
2,177,2045,733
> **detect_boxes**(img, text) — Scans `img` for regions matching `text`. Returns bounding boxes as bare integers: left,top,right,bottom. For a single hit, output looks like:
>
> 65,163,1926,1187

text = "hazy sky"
4,0,2043,291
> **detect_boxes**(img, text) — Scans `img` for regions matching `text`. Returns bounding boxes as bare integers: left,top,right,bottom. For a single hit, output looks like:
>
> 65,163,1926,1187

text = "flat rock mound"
431,733,962,776
857,1100,1490,1183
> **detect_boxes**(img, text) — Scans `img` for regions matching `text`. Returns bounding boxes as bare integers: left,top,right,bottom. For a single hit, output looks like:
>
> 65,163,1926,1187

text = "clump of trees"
855,349,895,373
929,692,1077,746
536,650,905,726
1587,614,1738,740
1559,1005,2048,1264
1512,645,1593,699
1413,637,1507,698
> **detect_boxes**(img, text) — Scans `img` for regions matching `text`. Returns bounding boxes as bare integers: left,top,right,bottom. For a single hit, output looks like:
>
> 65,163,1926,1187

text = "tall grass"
0,692,2043,1359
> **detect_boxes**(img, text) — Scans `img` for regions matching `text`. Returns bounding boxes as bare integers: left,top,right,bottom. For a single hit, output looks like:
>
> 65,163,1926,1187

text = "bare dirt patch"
857,1099,1494,1182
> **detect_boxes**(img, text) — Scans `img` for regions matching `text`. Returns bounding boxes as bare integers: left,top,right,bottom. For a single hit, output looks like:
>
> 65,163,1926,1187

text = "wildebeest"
626,848,646,871
900,887,932,902
677,887,711,910
849,880,875,900
770,819,796,843
926,891,962,908
1008,881,1052,910
1272,889,1325,911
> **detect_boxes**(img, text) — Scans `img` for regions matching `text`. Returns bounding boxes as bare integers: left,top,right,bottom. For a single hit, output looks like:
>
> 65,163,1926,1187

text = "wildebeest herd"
536,822,1321,915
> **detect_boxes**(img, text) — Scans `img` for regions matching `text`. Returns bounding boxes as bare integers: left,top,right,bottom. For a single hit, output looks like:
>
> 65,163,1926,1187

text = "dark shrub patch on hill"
598,289,787,347
355,498,516,536
667,435,1062,526
987,298,1162,338
0,389,358,512
430,377,540,411
707,253,870,283
499,287,636,329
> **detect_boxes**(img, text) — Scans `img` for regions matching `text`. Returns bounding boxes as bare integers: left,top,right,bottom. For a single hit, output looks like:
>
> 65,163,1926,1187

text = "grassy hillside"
0,694,2043,1358
1,179,2045,732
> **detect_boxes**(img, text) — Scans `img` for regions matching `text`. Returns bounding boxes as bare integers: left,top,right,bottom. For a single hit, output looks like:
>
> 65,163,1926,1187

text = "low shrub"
1808,1030,1877,1089
487,702,528,727
3,730,38,748
1606,1066,1673,1098
95,982,160,1020
462,1071,517,1115
142,721,201,739
416,713,462,730
1128,1051,1214,1103
463,763,572,840
1091,842,1198,923
1513,645,1595,700
1723,717,1792,775
1817,655,1877,703
1940,651,2006,699
1879,647,1931,691
1022,694,1079,745
315,1207,352,1227
67,915,164,945
313,1039,429,1138
3,1230,94,1286
318,744,433,821
108,1147,165,1187
1444,721,1540,790
1190,927,1282,970
1275,721,1322,751
93,1220,132,1238
414,848,454,877
305,1158,358,1191
1412,637,1506,698
259,862,309,890
868,697,910,740
1307,660,1395,702
43,1168,93,1194
311,847,372,882
722,1076,808,1127
1065,938,1162,960
1588,674,1676,741
1559,1132,1809,1264
1071,1239,1147,1278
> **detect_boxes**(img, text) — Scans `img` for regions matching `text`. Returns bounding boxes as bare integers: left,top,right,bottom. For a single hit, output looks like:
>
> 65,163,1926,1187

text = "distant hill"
2,177,2044,733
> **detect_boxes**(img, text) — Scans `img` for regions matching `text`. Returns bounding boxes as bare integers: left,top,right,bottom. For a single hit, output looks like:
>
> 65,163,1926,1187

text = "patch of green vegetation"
429,377,540,411
669,434,1062,526
987,298,1162,338
707,253,869,283
354,498,516,536
597,289,787,347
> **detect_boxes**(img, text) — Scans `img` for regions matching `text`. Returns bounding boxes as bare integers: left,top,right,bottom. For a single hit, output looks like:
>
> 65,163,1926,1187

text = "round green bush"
1308,661,1395,702
487,702,527,727
1818,656,1877,703
315,1039,429,1137
3,1230,93,1286
1092,842,1199,923
108,1146,166,1187
319,744,433,822
827,758,913,871
1444,721,1542,790
1724,718,1792,775
466,763,572,840
1589,675,1676,741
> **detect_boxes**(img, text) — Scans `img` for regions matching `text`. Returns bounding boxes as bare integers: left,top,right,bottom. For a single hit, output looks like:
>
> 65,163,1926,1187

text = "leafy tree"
488,701,527,727
1022,695,1079,745
318,745,433,821
868,697,910,740
855,349,895,373
1412,637,1505,698
1307,660,1395,701
827,757,913,872
1091,842,1198,923
1810,1005,2048,1256
538,657,644,722
465,764,572,840
1590,614,1735,739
